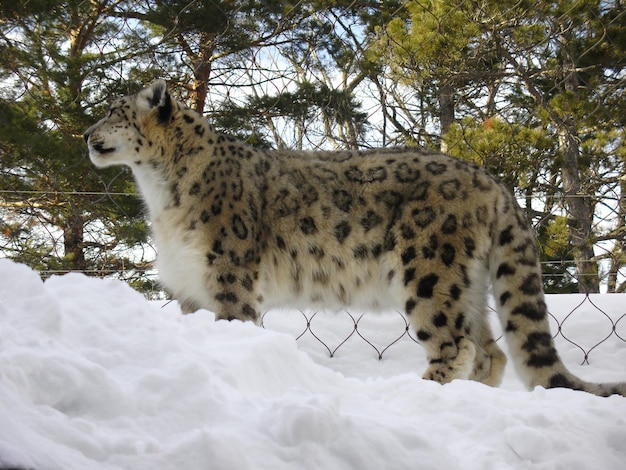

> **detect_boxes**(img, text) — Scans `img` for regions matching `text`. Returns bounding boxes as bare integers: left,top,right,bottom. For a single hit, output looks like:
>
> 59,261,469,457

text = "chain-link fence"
259,294,626,367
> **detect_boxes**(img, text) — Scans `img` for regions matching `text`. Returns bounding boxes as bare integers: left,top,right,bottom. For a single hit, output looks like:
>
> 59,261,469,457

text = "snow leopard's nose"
83,123,98,143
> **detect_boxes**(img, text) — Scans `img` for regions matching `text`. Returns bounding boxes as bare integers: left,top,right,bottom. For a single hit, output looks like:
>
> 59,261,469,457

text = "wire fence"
259,294,626,367
3,190,626,370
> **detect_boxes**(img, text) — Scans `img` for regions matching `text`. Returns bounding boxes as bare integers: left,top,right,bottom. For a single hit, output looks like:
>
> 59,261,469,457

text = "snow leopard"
84,80,626,397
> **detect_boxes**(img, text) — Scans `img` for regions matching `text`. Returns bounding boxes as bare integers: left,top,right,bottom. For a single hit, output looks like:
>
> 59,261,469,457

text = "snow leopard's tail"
489,188,626,398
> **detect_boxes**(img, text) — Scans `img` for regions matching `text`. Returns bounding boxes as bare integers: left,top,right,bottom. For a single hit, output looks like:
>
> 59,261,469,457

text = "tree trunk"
62,6,92,273
556,27,599,293
64,214,86,271
607,239,624,293
607,166,626,293
188,32,215,114
558,125,599,293
438,82,455,153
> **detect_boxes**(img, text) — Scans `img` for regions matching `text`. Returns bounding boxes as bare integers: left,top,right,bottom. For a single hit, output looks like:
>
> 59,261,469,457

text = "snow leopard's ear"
138,79,172,123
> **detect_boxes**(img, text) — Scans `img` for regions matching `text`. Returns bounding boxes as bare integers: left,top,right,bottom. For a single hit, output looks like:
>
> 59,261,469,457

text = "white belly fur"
258,251,405,313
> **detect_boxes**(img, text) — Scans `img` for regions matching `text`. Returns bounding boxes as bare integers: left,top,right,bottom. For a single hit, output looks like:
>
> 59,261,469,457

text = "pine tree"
0,1,153,289
365,0,626,292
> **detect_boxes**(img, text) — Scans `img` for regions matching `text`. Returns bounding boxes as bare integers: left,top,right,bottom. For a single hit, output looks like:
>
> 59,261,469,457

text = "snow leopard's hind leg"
469,325,507,387
402,259,495,385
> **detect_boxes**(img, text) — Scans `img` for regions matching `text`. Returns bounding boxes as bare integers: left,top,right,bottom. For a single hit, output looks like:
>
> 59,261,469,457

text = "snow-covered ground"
1,258,625,470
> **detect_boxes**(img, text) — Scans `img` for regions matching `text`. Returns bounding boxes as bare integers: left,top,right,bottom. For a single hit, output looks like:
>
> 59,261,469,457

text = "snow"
0,258,625,470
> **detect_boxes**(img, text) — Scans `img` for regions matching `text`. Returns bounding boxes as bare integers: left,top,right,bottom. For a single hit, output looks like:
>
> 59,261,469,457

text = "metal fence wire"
259,294,626,366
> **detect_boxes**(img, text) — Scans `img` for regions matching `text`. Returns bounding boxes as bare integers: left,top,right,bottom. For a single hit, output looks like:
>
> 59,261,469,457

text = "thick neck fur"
131,100,215,220
131,161,172,220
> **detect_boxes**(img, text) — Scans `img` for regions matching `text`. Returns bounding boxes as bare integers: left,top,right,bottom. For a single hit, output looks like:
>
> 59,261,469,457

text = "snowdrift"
1,259,625,469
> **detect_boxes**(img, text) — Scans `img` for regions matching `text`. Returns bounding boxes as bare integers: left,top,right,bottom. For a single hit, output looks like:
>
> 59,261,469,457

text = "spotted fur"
85,80,625,396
